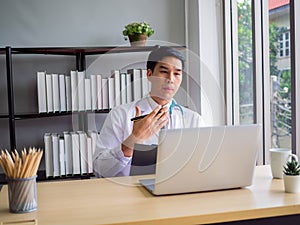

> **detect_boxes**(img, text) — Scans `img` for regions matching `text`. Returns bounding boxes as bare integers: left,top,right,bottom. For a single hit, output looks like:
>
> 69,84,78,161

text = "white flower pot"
283,174,300,193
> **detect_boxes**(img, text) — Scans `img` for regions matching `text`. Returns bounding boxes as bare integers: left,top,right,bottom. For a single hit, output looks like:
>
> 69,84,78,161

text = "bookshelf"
0,45,184,181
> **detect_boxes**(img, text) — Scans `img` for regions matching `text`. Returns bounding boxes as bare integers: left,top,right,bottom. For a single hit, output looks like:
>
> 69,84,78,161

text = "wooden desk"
0,165,300,225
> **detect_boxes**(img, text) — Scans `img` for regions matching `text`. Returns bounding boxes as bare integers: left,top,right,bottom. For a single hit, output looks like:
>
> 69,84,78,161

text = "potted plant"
122,21,154,47
283,155,300,193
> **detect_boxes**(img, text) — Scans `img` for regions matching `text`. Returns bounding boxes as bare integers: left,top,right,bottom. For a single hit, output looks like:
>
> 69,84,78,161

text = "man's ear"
147,69,152,81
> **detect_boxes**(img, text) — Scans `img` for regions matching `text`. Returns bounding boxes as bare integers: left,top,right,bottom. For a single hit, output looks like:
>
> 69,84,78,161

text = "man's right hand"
121,105,169,157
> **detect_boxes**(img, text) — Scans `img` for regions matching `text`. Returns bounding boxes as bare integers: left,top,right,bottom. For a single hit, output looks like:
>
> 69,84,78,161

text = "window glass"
269,1,291,148
237,0,254,124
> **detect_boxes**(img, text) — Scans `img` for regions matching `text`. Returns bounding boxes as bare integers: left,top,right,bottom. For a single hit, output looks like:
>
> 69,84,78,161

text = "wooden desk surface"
0,165,300,225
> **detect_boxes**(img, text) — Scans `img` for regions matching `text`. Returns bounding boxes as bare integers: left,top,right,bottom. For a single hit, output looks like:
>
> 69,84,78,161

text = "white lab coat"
93,96,204,177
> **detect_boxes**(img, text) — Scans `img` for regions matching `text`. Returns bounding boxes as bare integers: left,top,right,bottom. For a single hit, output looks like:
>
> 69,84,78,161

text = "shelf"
13,109,110,120
8,45,185,56
3,44,184,175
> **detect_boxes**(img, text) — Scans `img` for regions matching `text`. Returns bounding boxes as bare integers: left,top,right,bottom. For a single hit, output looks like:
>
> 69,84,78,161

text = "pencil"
130,114,148,121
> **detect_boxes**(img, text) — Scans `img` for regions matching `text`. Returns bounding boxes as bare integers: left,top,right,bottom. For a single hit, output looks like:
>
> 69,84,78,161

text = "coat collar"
135,96,174,114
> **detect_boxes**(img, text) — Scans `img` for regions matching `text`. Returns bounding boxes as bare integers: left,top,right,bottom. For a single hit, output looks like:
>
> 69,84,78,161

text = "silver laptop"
139,124,262,195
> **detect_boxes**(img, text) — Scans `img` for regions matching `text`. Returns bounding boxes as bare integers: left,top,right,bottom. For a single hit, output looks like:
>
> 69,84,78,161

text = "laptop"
139,124,262,195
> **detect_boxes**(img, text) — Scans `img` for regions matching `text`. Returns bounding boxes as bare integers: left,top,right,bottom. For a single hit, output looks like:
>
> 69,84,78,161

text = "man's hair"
146,46,185,72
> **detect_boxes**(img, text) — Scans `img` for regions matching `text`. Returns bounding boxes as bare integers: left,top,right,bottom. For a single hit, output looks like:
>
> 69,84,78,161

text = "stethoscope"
167,99,185,129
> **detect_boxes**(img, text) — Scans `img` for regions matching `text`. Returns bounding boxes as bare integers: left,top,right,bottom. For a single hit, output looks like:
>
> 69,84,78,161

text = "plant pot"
283,174,300,193
128,34,147,47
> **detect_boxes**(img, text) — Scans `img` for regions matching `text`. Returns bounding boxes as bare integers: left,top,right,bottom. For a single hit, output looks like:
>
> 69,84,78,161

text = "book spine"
126,73,132,103
128,69,142,101
65,76,72,111
71,132,80,175
111,70,121,107
77,71,85,111
46,74,53,113
78,131,88,174
141,69,150,97
90,74,97,111
102,78,109,110
44,133,53,177
37,71,47,113
59,74,66,112
96,75,102,110
52,74,60,112
52,133,60,177
108,77,115,109
120,73,127,105
85,78,92,111
70,70,78,112
63,131,73,175
87,130,98,155
86,136,93,174
59,137,66,176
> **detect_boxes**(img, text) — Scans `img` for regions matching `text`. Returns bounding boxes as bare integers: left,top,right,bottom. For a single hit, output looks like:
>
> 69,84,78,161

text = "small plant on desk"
283,155,300,193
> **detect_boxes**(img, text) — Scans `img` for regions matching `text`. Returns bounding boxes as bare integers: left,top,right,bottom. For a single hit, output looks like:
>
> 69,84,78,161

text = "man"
93,46,204,177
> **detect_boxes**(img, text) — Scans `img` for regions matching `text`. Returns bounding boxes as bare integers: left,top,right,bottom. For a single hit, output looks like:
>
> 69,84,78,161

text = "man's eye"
160,70,168,73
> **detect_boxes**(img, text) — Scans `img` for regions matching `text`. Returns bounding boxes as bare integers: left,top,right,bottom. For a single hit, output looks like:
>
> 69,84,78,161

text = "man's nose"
166,73,175,83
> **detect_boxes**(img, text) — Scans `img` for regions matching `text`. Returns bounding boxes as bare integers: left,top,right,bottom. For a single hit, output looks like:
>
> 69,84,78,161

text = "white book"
65,76,72,111
86,136,93,174
96,74,102,110
108,77,115,109
77,71,85,111
52,74,60,112
46,74,53,112
120,73,127,105
71,132,80,175
78,131,88,174
63,131,73,175
85,78,92,111
70,70,78,111
90,74,97,110
52,133,60,177
141,69,150,97
126,73,132,103
127,69,142,101
101,78,109,110
37,71,47,113
44,133,53,177
59,137,66,176
59,74,66,112
87,130,98,155
126,73,133,103
111,70,121,106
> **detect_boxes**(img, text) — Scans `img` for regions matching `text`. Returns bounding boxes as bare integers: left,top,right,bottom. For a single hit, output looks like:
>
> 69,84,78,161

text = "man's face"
147,56,183,102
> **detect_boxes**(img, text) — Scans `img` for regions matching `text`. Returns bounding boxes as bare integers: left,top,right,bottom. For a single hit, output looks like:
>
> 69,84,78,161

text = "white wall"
0,0,226,151
0,0,185,47
0,0,186,150
186,0,225,125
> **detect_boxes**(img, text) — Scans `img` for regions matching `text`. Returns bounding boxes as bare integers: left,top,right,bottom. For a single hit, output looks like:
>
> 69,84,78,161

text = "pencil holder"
7,175,37,213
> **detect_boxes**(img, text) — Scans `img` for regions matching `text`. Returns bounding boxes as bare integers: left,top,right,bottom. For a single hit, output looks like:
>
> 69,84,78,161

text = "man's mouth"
163,87,174,92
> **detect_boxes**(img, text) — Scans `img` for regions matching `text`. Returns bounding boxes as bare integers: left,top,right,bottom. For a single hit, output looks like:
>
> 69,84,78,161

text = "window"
269,4,291,149
278,30,290,58
237,0,254,124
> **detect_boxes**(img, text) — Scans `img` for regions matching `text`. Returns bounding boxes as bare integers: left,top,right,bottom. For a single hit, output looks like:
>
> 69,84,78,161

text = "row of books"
44,130,98,178
37,69,151,113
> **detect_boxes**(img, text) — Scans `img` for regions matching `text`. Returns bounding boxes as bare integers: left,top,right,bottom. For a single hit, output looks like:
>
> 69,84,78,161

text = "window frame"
224,0,269,164
291,0,300,157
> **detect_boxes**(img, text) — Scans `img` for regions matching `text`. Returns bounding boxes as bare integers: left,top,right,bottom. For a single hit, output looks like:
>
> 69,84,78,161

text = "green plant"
122,22,154,39
283,156,300,176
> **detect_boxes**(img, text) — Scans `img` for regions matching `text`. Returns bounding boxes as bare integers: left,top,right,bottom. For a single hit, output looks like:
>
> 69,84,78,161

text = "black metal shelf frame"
3,45,185,151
